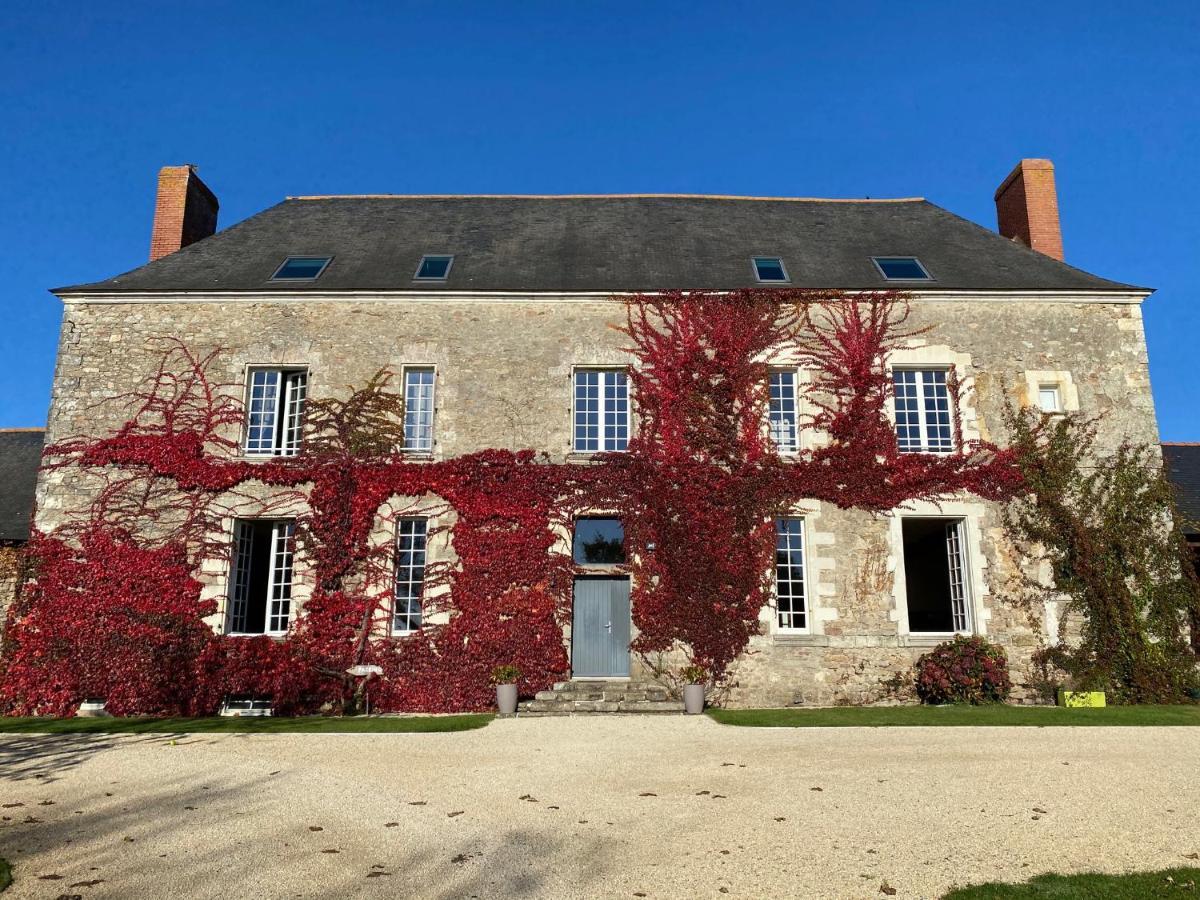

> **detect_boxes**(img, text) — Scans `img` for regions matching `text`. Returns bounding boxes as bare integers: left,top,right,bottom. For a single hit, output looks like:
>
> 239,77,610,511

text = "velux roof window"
872,257,932,281
271,256,332,281
752,256,789,283
414,255,454,281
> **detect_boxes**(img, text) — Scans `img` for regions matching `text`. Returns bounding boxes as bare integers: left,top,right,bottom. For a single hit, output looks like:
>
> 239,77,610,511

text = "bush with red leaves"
915,635,1012,705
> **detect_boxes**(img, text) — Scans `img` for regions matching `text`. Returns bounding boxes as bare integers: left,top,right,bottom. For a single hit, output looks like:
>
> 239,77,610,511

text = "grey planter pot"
683,684,705,715
496,683,518,715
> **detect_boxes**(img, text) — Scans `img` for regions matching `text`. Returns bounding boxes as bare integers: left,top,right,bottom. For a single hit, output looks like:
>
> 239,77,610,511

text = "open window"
227,519,296,635
900,517,972,634
245,368,308,456
573,517,625,566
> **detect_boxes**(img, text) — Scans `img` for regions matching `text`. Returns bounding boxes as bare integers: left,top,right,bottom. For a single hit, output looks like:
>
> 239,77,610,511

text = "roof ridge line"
284,193,926,203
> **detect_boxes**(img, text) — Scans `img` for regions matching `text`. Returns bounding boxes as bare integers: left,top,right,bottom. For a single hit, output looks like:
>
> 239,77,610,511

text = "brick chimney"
993,159,1064,261
149,165,219,261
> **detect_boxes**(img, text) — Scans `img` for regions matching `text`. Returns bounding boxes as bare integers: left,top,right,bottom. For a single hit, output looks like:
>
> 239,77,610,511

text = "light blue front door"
571,577,631,677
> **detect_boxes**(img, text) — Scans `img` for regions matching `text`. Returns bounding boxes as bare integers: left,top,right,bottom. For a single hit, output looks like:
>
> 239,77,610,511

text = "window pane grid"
774,518,808,631
403,369,435,452
281,371,307,456
267,521,295,633
246,368,307,456
394,519,428,633
768,371,798,452
894,369,954,453
228,521,254,633
945,521,970,632
574,370,628,452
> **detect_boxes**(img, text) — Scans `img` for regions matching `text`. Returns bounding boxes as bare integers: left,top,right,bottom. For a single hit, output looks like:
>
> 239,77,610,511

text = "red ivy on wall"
0,291,1023,715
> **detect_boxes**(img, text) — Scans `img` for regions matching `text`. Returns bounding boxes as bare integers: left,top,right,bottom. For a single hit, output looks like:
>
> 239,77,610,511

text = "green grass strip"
707,704,1200,727
0,713,494,734
942,867,1200,898
0,857,10,892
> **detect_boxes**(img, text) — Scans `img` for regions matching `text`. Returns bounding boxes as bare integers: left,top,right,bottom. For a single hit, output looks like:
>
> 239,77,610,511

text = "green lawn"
0,714,493,734
0,857,10,892
942,868,1200,898
707,704,1200,727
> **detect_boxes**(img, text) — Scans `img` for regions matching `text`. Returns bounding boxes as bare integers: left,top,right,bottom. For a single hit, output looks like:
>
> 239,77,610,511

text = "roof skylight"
270,256,332,281
752,256,789,283
872,257,932,281
414,255,454,281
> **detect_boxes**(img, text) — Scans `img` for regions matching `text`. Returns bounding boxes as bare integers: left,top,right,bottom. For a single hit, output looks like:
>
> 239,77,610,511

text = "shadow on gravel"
0,733,183,783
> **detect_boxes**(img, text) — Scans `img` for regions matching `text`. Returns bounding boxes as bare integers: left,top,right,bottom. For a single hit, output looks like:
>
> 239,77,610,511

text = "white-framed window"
227,519,296,635
768,370,799,452
403,367,436,452
900,517,972,634
893,368,954,453
393,518,428,634
1037,383,1062,414
573,369,629,452
774,518,808,631
245,368,308,456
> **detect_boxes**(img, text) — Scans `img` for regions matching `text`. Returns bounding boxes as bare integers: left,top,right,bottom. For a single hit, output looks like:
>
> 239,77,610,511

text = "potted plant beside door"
491,664,522,715
679,664,708,715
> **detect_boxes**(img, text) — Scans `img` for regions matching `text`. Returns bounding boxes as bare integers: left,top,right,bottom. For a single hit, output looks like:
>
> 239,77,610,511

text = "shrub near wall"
915,636,1012,705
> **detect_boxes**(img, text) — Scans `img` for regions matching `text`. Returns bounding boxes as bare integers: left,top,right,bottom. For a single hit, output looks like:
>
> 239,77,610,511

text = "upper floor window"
1038,383,1062,414
573,369,629,453
270,256,332,281
393,518,428,634
774,518,808,631
752,257,789,283
403,368,436,453
228,519,296,635
245,368,308,457
768,370,799,453
894,368,954,454
872,257,932,281
414,255,454,281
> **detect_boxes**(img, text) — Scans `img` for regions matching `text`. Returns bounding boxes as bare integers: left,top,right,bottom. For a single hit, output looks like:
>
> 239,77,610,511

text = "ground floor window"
393,518,428,634
227,519,296,635
573,517,625,566
901,517,971,633
774,518,808,631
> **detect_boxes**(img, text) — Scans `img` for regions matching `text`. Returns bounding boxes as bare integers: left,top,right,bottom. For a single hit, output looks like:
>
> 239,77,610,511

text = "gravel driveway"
0,716,1196,899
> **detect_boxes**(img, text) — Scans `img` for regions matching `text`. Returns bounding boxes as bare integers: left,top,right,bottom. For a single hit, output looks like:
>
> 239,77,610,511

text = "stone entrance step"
517,679,684,715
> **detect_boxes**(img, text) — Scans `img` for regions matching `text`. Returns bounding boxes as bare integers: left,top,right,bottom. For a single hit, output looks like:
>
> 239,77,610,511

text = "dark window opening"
752,256,789,283
228,519,295,635
271,257,332,281
415,255,454,280
901,517,970,633
872,256,931,281
573,517,625,566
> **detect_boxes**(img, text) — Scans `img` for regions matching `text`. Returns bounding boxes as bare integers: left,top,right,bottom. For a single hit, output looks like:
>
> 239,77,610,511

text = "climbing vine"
1,290,1023,716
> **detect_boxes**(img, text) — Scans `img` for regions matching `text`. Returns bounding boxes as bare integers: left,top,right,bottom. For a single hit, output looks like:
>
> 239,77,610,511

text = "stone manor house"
35,160,1156,706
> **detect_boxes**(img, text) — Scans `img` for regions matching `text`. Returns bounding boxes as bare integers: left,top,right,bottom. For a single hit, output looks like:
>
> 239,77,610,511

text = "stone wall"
0,544,26,631
38,295,1160,705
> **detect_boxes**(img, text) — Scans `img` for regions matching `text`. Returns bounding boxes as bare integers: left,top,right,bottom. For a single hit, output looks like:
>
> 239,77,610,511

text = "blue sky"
1,2,1196,437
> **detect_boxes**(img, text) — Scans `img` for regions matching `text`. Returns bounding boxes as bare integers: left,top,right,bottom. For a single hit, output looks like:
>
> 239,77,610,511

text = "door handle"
605,621,612,632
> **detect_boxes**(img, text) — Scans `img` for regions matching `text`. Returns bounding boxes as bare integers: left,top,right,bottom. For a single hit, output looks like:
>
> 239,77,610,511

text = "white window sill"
770,632,826,645
901,632,972,647
225,631,288,639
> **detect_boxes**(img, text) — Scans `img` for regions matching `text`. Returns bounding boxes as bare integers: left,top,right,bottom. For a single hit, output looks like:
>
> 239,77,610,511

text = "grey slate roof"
54,195,1140,295
1163,444,1200,537
0,430,44,543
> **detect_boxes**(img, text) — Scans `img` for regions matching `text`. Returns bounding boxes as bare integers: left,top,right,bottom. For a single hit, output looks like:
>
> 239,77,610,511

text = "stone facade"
38,293,1159,706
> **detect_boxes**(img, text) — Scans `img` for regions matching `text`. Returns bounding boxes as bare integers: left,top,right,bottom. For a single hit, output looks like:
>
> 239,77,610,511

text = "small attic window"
414,255,454,281
271,257,331,281
752,257,789,283
872,257,932,281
